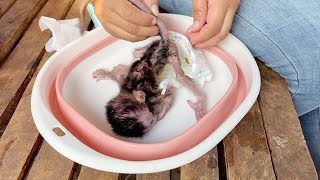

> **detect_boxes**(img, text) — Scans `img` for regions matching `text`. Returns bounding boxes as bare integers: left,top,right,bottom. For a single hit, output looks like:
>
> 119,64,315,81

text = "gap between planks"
222,101,275,180
0,0,17,18
2,3,231,180
256,61,318,179
0,0,48,64
0,0,77,179
0,50,45,137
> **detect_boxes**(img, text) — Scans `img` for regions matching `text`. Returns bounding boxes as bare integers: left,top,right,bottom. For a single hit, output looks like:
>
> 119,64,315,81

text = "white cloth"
39,16,87,52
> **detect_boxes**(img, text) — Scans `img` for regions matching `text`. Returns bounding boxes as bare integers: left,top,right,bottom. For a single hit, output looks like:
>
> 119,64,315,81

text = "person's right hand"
94,0,160,42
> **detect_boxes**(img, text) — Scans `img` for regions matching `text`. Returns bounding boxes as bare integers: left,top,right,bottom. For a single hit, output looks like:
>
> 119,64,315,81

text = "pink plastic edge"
51,34,247,161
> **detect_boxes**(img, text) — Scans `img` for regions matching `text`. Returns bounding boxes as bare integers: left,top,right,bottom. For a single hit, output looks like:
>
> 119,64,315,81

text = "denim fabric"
300,107,320,174
159,0,320,174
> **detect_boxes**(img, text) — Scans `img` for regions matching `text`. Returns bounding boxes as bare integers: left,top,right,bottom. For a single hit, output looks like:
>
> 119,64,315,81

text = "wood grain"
180,148,219,180
0,0,74,128
136,171,170,180
0,0,47,64
0,0,76,178
78,167,119,180
257,61,318,179
223,102,276,180
25,0,91,178
26,142,75,180
0,72,43,179
0,0,17,18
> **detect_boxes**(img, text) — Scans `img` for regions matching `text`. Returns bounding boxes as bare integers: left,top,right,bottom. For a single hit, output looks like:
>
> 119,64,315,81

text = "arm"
92,64,129,83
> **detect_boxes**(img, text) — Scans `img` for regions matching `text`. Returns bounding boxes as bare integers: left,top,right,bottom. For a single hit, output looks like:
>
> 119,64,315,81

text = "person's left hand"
186,0,240,48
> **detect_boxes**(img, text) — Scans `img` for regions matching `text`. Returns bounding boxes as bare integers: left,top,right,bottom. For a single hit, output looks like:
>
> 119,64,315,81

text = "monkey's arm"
168,56,206,120
92,64,129,83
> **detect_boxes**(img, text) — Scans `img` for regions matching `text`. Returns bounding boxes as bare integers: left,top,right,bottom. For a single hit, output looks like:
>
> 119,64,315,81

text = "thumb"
187,0,207,33
142,0,159,16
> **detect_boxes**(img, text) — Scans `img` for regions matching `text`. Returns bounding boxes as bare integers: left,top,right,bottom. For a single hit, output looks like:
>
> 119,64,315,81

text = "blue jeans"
159,0,320,174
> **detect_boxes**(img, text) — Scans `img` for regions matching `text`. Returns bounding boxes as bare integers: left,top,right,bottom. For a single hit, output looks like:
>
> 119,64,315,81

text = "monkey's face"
106,94,156,137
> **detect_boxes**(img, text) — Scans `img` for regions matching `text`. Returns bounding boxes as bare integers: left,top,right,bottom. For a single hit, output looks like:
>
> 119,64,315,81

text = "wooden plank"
0,0,74,128
77,167,119,180
26,0,92,178
257,61,318,179
0,72,44,179
180,148,219,180
0,0,16,18
170,168,180,180
0,0,47,64
0,0,76,178
26,142,75,180
77,6,121,176
136,171,170,180
223,102,276,180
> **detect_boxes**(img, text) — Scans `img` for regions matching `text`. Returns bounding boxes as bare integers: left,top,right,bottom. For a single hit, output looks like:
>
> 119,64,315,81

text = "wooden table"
0,0,318,179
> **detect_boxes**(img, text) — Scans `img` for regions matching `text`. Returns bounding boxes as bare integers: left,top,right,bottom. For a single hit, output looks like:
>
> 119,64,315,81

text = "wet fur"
87,0,206,137
106,40,175,137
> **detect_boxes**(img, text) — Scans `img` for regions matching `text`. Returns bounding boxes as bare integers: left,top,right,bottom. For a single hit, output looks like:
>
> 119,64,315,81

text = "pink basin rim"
51,34,247,161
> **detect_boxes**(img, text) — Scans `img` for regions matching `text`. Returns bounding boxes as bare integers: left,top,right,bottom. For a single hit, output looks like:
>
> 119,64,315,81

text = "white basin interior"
31,14,260,174
63,36,233,143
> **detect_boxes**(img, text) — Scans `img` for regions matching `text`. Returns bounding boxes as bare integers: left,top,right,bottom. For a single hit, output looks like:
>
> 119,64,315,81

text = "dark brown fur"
104,40,175,137
89,0,206,138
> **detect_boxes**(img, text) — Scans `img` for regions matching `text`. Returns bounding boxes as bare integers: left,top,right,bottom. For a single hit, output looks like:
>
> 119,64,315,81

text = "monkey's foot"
157,93,174,121
92,69,109,82
187,97,206,121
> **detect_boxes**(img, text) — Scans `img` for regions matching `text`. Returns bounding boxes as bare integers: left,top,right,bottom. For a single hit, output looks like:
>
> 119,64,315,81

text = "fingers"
194,7,237,48
142,0,159,16
103,22,149,42
105,10,159,37
187,3,227,44
187,0,240,47
113,0,157,27
94,0,159,42
187,100,196,109
187,0,207,33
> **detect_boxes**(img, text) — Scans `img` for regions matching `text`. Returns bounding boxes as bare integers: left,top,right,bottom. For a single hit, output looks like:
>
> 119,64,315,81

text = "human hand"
93,0,160,42
186,0,240,48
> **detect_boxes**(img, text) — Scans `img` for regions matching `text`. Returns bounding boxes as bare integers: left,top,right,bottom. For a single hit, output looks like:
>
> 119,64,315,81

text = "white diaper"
159,32,213,94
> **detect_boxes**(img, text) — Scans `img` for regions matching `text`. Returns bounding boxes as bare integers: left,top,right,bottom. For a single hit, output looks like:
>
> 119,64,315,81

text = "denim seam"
235,13,300,94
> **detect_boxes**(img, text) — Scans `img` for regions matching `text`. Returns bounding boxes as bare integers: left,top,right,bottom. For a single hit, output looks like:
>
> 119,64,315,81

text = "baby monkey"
82,0,206,137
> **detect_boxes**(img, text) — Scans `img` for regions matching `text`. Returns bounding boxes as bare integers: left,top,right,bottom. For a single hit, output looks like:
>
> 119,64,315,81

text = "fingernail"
187,20,199,33
186,26,192,33
192,20,199,30
151,4,159,16
152,18,157,25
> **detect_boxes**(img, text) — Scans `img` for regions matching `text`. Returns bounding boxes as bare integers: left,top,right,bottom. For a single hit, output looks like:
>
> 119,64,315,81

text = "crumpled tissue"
39,16,87,52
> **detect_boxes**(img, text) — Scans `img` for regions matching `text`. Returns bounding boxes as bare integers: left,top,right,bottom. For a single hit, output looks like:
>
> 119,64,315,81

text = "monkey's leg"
157,89,174,120
168,56,206,120
143,90,174,133
92,64,129,83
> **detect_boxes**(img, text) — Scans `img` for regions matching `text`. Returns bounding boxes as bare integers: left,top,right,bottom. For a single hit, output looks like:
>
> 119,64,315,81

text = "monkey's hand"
92,64,129,83
92,69,110,82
